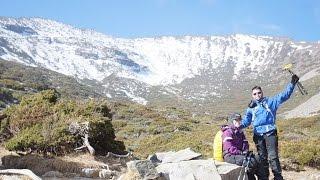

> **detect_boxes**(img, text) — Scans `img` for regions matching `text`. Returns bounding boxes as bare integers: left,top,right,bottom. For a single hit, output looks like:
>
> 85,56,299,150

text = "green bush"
0,88,15,107
2,90,125,155
0,79,25,91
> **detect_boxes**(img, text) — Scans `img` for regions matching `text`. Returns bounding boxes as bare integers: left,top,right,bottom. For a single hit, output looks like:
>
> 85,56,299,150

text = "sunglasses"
253,91,262,96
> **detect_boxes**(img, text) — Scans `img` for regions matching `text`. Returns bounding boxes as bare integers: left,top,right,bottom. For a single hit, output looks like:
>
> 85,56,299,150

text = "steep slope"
1,17,320,116
0,59,102,106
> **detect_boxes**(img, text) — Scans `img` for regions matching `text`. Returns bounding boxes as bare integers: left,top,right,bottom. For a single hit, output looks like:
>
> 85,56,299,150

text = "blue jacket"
241,83,295,135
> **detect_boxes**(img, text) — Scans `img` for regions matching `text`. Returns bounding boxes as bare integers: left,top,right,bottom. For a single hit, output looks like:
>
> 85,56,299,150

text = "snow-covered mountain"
1,17,320,116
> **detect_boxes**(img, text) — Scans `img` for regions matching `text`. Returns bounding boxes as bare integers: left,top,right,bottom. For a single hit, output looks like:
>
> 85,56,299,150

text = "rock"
42,171,64,178
148,154,162,165
309,172,320,180
214,161,243,180
81,168,99,178
0,169,41,180
124,149,244,180
156,159,222,180
121,160,162,180
281,158,302,171
80,168,114,178
0,175,26,180
99,169,113,178
149,148,202,164
156,159,242,180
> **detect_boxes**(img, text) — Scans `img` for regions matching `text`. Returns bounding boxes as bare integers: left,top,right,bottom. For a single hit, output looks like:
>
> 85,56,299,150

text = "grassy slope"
0,59,319,169
110,101,320,168
0,59,102,100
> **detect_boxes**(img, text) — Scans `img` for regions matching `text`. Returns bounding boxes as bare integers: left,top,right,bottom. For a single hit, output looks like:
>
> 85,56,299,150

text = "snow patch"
120,89,148,105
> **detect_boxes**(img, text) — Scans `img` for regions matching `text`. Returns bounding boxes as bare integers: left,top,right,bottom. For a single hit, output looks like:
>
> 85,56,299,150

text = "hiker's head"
228,113,242,127
251,86,263,101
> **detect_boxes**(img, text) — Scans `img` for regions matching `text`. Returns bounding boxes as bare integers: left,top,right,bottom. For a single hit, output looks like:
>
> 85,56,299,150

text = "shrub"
0,79,25,91
2,90,125,155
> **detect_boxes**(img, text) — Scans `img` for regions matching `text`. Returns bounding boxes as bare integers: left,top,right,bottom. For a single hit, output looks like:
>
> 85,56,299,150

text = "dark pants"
224,154,257,180
253,130,283,180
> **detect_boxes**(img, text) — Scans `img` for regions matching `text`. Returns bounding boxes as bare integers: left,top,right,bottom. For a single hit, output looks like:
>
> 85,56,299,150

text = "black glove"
247,151,254,157
291,74,299,85
248,100,257,108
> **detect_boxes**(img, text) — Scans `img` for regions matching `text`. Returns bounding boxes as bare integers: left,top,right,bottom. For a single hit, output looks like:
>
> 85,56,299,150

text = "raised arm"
271,82,295,107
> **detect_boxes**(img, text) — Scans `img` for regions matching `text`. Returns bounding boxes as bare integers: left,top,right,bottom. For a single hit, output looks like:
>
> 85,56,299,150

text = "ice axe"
283,63,308,95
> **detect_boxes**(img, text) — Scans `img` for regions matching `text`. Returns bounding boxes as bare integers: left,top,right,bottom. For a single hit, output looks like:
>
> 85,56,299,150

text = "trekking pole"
238,155,250,180
283,63,308,95
243,155,251,180
237,161,245,180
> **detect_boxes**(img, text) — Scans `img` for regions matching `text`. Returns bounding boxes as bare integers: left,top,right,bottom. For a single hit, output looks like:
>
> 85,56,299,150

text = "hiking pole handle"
287,69,295,76
287,70,307,95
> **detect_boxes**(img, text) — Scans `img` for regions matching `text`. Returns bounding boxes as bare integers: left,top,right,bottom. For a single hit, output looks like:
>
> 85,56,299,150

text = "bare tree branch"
69,122,95,155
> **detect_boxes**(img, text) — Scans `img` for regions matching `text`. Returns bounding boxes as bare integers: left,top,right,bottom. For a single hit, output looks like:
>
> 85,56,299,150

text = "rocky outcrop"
119,160,163,180
121,148,242,180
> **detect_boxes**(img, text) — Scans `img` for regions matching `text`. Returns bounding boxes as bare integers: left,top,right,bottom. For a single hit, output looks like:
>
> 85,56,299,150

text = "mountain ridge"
1,17,320,117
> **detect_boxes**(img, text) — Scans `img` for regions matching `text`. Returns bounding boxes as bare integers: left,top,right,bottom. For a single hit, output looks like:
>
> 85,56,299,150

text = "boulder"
215,161,243,180
156,159,242,180
148,148,202,164
120,160,162,180
123,148,243,180
156,159,222,180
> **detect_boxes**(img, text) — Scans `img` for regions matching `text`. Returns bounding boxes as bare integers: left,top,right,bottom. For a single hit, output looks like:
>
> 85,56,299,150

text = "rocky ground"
0,146,319,180
282,167,320,180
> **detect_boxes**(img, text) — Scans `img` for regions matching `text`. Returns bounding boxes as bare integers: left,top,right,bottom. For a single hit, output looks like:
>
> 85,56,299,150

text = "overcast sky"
1,0,320,41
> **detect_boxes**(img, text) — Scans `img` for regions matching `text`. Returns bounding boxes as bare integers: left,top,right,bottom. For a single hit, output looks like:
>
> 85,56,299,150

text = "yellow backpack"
213,130,224,161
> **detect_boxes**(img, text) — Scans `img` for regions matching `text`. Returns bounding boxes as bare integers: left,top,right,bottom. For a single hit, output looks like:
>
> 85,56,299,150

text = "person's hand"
291,74,299,85
242,151,248,155
248,100,257,108
242,151,253,157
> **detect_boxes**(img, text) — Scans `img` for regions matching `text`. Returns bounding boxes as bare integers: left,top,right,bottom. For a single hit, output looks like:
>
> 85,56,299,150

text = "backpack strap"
262,101,275,124
251,106,259,122
262,101,271,112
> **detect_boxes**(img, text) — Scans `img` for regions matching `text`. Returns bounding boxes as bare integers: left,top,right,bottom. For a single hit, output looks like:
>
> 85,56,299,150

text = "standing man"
240,75,299,180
